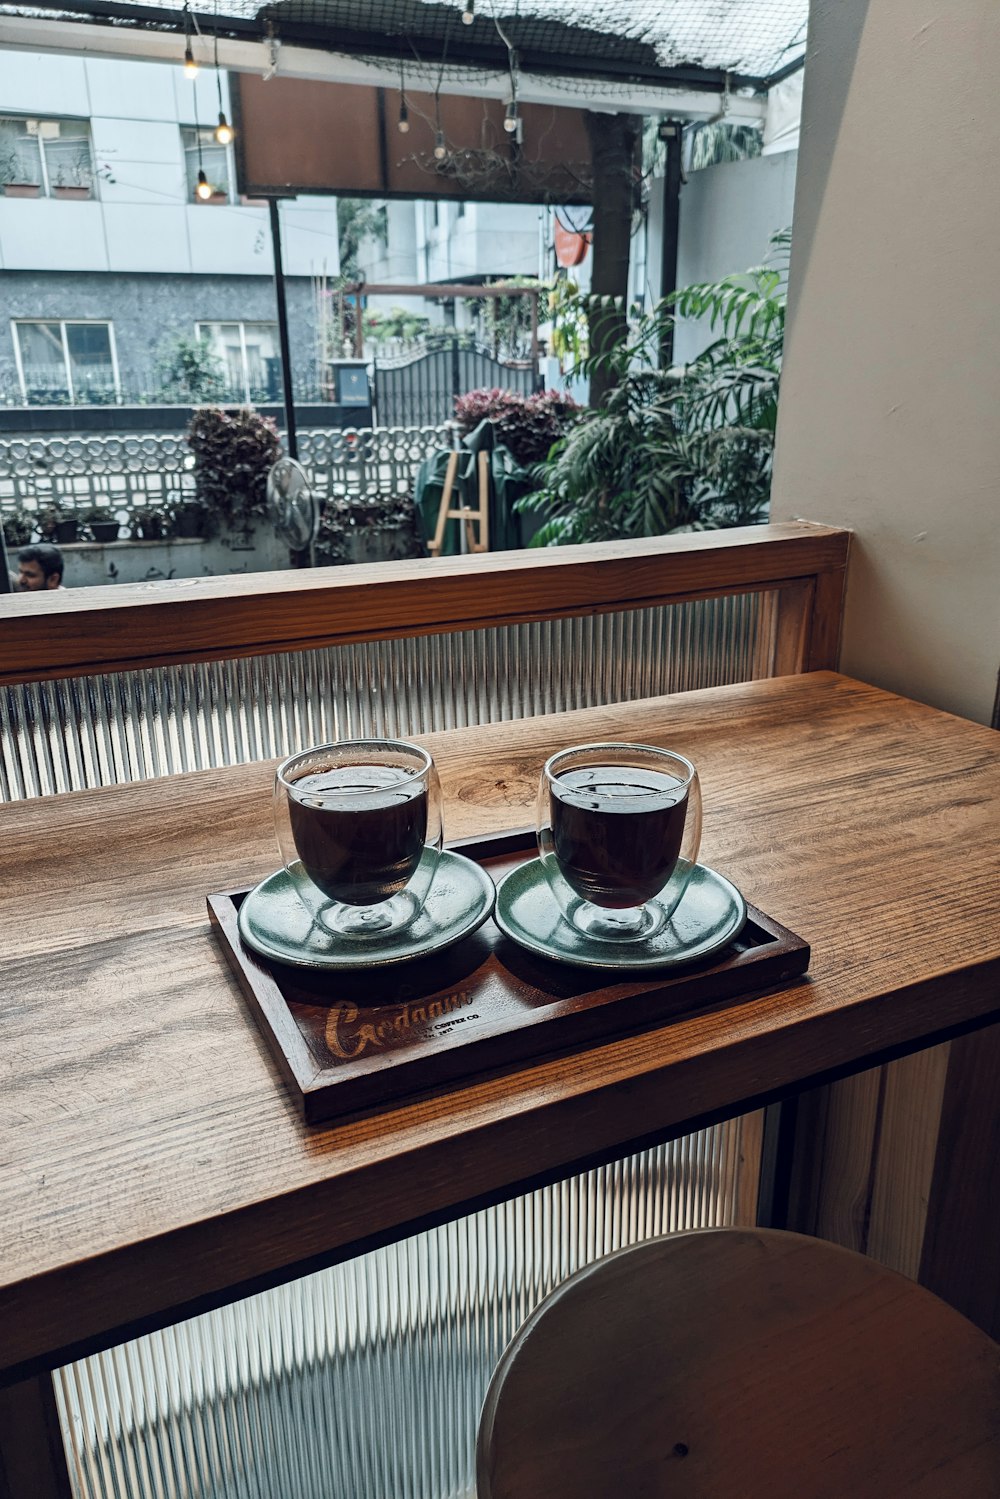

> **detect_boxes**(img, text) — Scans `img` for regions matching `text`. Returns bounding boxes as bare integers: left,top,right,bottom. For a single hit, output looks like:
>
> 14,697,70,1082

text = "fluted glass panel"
1,592,775,800
55,1118,759,1499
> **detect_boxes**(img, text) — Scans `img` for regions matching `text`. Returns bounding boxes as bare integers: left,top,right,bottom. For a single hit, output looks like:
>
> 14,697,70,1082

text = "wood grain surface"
476,1228,1000,1499
0,522,849,684
1,672,998,1382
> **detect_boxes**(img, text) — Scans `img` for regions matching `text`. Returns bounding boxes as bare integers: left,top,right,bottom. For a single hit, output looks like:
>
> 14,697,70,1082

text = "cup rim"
276,738,433,798
542,741,697,793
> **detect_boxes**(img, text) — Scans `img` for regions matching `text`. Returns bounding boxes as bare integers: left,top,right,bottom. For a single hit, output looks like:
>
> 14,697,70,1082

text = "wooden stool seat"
476,1228,1000,1498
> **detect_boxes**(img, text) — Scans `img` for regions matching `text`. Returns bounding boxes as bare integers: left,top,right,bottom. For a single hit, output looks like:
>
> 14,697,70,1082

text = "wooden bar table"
2,671,999,1407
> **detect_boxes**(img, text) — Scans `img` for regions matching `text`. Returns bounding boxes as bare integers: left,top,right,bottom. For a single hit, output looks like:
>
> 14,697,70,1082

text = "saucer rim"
493,858,747,971
238,849,496,971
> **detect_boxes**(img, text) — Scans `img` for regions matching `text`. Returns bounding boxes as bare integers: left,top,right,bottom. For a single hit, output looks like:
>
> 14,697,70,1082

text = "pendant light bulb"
398,97,410,133
503,100,518,134
433,128,447,160
196,168,213,201
183,41,199,80
462,0,475,22
215,111,234,145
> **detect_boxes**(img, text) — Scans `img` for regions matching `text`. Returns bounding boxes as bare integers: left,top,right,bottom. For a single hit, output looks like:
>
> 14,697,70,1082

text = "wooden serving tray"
208,828,810,1125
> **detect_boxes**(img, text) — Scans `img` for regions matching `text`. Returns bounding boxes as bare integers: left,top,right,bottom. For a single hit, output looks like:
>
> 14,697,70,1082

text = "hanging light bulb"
461,0,475,22
195,168,213,201
215,111,234,146
183,40,199,80
397,96,410,133
504,100,518,134
433,128,447,160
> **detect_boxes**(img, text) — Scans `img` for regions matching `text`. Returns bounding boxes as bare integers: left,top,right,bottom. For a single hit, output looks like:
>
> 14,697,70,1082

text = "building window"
181,127,233,203
12,321,119,405
195,322,280,402
0,116,96,199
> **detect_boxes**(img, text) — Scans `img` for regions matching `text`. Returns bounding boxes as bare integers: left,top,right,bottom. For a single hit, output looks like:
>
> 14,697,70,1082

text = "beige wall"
772,0,1000,725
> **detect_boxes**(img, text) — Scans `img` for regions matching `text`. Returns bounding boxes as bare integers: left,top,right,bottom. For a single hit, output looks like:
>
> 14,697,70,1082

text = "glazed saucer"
238,849,496,970
494,859,747,971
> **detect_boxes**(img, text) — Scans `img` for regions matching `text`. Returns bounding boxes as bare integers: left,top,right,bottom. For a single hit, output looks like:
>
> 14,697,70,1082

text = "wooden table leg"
0,1375,72,1499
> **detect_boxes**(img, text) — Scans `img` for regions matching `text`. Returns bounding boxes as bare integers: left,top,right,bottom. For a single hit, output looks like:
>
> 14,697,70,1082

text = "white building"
0,49,339,407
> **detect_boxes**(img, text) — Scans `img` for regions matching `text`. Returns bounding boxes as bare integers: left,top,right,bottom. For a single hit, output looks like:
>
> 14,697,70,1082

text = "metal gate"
374,339,538,427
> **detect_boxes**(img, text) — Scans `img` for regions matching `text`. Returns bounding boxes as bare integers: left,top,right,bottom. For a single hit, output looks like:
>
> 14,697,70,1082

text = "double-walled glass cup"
274,739,443,938
537,742,702,942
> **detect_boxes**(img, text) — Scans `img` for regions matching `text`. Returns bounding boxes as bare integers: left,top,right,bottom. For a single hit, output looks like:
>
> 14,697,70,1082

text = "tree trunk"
583,111,642,408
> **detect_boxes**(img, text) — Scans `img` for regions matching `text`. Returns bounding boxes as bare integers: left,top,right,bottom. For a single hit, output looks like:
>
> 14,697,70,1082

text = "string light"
503,100,519,134
182,3,198,78
195,168,213,200
398,96,410,133
433,128,448,160
462,0,475,22
213,32,235,144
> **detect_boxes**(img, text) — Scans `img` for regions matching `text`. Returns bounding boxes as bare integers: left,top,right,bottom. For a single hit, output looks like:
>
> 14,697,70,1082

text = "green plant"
168,493,214,539
35,503,74,538
156,333,225,405
337,200,388,280
81,504,114,524
131,504,170,540
1,506,34,547
314,493,418,568
187,406,281,532
521,232,788,545
454,388,580,467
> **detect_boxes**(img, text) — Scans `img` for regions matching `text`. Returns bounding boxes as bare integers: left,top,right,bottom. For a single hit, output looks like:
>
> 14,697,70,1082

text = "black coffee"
550,765,688,908
288,764,427,905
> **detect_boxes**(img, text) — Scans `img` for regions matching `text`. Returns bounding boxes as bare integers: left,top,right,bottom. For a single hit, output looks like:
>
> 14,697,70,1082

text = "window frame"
0,114,97,199
11,319,121,405
194,320,280,404
180,126,236,205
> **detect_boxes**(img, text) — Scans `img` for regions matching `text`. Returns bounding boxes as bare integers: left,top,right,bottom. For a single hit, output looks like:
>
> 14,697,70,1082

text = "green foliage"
187,407,281,532
454,387,580,467
363,306,431,346
521,232,789,546
156,333,225,405
1,506,34,547
337,199,388,280
548,276,590,370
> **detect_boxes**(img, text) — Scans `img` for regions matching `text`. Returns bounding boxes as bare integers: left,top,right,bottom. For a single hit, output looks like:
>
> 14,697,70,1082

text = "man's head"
17,543,64,592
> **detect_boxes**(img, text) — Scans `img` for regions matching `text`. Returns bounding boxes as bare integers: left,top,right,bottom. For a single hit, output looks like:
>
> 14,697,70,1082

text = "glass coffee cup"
536,742,702,942
274,738,443,938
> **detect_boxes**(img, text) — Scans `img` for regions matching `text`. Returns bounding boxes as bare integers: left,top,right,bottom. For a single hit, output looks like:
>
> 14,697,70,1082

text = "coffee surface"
551,765,688,908
288,764,427,905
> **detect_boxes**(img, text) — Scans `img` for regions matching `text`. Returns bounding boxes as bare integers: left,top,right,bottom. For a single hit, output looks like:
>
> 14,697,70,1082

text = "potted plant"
1,147,41,198
131,504,170,541
52,151,94,201
169,493,214,539
1,506,34,548
81,505,120,544
187,407,280,537
37,503,79,544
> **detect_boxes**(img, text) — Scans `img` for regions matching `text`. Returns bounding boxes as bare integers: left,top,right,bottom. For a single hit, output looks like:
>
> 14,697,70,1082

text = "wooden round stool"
476,1228,1000,1498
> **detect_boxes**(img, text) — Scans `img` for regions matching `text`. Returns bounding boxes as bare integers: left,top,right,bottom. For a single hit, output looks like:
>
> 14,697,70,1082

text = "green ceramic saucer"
238,849,496,970
494,859,747,971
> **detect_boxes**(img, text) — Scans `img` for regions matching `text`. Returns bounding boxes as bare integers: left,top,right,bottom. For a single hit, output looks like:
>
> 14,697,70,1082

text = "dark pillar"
268,197,298,461
658,119,684,366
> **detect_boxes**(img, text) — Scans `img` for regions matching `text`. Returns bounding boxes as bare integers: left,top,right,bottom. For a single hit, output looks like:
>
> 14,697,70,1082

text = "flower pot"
89,521,120,544
135,518,166,541
3,182,41,198
172,503,207,539
53,185,93,201
54,518,79,543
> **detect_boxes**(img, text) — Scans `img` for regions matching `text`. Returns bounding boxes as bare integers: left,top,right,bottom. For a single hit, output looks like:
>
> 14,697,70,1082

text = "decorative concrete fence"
0,424,451,532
